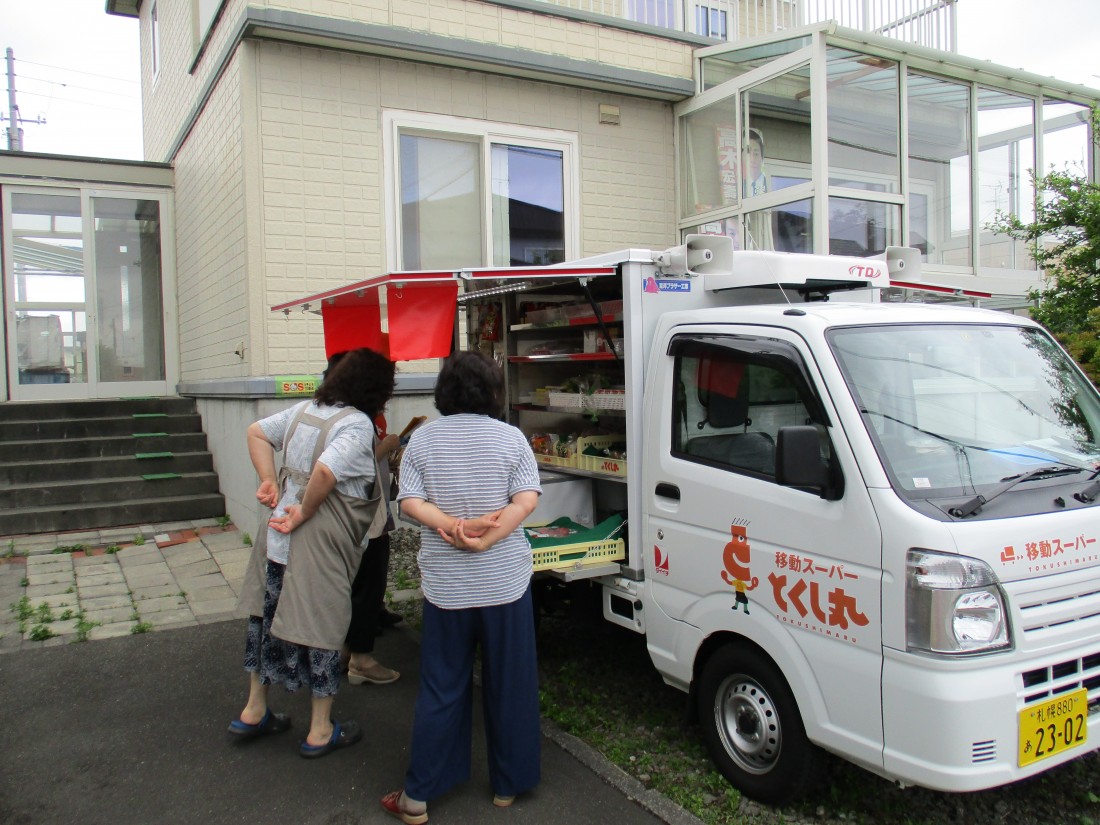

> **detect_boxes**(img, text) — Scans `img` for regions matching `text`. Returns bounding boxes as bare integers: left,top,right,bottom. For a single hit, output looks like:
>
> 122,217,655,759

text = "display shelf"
512,403,626,418
510,313,622,332
508,353,617,363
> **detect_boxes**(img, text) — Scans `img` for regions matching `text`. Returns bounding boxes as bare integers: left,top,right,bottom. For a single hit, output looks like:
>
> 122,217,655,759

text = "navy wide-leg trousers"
405,585,541,802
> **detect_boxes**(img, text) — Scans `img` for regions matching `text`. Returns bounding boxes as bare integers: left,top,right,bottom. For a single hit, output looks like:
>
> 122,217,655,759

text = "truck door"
642,326,885,776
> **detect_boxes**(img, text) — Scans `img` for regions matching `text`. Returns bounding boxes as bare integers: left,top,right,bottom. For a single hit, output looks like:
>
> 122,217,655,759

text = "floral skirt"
243,559,341,698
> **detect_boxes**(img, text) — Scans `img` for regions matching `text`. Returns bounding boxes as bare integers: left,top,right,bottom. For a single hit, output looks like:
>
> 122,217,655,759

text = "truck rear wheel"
697,644,820,804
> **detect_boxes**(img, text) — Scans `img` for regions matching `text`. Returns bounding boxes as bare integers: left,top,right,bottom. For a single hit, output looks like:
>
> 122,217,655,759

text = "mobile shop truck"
290,236,1100,803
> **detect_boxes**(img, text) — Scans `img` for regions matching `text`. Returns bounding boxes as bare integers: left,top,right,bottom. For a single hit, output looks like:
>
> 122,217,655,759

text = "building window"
695,5,729,39
977,88,1036,270
150,2,160,81
387,114,576,271
907,73,971,267
826,48,900,194
194,0,224,57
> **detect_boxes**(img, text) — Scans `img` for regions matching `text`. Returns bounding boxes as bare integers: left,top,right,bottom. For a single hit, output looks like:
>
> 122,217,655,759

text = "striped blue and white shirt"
397,414,542,609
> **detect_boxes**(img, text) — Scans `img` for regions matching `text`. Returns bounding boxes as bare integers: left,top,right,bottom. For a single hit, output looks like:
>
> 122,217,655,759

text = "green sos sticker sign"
275,376,318,396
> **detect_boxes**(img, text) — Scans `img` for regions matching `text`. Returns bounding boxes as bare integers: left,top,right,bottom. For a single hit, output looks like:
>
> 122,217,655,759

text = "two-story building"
2,0,1097,529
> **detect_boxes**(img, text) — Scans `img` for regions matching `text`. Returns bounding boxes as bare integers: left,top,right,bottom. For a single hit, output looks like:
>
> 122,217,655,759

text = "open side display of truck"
279,236,1100,803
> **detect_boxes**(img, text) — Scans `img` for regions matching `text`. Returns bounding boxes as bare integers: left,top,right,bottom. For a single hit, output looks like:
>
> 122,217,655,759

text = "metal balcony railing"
528,0,958,52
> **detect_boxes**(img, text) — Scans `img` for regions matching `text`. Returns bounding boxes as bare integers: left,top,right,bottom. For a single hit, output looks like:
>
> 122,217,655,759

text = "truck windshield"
828,323,1100,503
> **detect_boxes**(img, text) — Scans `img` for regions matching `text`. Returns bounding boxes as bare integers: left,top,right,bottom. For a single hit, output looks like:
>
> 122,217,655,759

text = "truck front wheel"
697,644,820,804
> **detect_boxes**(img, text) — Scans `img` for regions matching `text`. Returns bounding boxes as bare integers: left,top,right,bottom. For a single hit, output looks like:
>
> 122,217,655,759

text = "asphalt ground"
0,528,698,825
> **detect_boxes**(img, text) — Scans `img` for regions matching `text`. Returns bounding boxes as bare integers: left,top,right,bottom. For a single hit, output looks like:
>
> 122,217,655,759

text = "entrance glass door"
3,186,174,400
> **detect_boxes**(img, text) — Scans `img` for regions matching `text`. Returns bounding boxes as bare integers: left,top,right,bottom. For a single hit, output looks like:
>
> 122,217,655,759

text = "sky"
2,0,1097,162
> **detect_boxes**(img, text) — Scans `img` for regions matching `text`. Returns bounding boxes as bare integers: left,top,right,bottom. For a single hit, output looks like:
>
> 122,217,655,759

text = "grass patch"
28,624,56,642
131,621,153,634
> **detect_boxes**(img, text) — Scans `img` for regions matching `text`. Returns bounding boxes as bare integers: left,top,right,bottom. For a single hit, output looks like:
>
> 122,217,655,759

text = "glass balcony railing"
526,0,957,52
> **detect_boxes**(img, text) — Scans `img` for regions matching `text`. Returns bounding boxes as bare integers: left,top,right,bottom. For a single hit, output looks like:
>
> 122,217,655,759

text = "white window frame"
382,111,580,272
150,1,160,83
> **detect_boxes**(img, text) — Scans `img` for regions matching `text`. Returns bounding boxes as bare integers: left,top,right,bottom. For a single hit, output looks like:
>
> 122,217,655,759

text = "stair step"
0,397,197,422
0,414,203,439
0,433,210,462
0,493,227,536
0,452,213,485
0,473,221,510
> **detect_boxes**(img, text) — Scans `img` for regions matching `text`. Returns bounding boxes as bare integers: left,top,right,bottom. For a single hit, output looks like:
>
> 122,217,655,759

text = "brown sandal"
348,661,400,685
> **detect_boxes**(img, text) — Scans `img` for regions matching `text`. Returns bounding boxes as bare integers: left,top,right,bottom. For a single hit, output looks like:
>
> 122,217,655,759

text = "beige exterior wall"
254,42,677,376
172,54,252,382
139,0,693,164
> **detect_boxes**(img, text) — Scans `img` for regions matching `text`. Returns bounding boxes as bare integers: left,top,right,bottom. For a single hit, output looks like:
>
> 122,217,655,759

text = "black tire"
697,643,820,804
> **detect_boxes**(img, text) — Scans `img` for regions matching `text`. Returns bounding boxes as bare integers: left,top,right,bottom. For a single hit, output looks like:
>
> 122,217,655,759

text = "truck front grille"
1019,650,1100,710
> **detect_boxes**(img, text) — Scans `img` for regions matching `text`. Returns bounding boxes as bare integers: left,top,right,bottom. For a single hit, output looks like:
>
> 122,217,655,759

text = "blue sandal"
299,719,362,758
228,708,291,738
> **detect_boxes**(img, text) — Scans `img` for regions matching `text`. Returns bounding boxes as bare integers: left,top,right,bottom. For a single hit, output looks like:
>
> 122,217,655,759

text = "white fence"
528,0,957,51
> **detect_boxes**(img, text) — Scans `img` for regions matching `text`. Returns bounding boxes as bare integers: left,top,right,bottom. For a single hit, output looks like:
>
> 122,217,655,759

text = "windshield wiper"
950,464,1086,518
1074,469,1100,504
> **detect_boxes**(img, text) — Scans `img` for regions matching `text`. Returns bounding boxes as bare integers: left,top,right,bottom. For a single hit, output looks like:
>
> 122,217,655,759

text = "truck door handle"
655,482,680,500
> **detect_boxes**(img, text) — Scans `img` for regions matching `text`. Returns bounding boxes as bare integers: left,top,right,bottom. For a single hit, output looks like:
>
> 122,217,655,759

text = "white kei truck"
300,235,1100,803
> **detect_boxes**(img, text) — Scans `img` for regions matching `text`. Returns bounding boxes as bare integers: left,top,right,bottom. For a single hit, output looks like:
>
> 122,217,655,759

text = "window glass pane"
828,197,899,257
625,0,676,28
93,197,166,382
749,198,812,253
10,193,84,305
400,134,482,269
743,66,812,201
826,49,899,193
977,88,1035,270
491,144,564,266
907,73,970,266
1041,100,1090,176
700,37,811,90
16,310,87,385
680,98,740,218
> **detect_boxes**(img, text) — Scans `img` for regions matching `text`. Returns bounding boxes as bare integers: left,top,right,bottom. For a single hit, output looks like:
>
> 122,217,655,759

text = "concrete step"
0,397,197,422
0,493,227,536
0,432,211,462
0,413,204,440
0,452,215,485
0,472,222,510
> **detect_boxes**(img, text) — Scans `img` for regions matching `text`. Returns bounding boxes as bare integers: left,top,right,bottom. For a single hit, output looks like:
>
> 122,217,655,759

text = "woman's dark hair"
315,348,395,418
435,351,504,417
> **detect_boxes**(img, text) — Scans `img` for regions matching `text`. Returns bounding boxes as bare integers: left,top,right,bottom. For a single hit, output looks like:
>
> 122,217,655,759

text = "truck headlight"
906,549,1011,655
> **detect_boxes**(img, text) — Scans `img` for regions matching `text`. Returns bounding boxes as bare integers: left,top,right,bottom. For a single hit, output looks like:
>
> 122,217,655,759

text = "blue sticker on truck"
644,276,691,293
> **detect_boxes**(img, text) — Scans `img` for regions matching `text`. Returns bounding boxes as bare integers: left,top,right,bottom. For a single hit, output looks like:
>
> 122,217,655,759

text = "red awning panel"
272,265,616,362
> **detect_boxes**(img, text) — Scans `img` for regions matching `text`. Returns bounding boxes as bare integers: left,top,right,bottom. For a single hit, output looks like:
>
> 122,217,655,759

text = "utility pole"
6,47,22,151
5,48,46,152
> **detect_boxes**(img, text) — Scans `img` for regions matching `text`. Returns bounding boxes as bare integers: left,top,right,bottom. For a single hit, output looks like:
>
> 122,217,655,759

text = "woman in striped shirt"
382,351,542,824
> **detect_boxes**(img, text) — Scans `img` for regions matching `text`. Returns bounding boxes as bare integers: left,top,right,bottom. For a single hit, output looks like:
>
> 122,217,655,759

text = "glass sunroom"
677,24,1099,306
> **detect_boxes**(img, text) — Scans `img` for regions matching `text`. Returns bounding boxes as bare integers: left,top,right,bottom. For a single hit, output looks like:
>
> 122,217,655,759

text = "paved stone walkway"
0,519,251,653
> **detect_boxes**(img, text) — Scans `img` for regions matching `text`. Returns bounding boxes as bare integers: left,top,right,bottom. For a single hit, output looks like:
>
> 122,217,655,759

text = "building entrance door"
3,186,176,400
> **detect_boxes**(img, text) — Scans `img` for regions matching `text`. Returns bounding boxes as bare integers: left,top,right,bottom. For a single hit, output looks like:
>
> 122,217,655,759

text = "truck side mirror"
775,426,832,498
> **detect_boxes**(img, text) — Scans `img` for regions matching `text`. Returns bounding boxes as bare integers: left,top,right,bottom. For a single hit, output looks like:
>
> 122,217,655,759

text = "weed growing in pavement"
74,613,99,643
59,608,74,621
34,602,54,624
52,544,86,554
131,621,153,634
19,577,28,587
65,585,75,594
217,515,232,528
394,569,414,591
242,533,252,546
132,535,145,546
12,595,32,622
28,624,56,642
3,538,14,557
105,545,121,554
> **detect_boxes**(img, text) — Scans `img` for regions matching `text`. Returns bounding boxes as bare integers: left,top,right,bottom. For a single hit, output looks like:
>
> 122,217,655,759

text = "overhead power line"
15,57,138,85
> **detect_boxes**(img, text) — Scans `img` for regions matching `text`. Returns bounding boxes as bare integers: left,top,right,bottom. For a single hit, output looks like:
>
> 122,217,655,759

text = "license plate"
1018,688,1089,767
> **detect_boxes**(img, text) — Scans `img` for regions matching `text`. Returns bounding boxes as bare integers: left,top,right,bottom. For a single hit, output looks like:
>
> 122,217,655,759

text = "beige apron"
238,405,385,650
